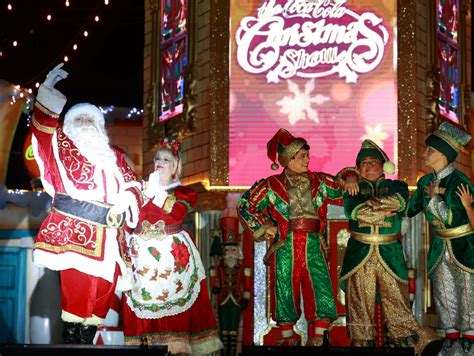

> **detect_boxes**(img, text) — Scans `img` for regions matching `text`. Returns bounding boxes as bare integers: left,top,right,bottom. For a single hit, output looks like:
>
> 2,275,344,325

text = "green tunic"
407,165,474,276
340,177,409,285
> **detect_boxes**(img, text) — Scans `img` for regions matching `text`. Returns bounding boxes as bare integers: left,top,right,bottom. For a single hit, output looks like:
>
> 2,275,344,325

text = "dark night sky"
0,0,144,109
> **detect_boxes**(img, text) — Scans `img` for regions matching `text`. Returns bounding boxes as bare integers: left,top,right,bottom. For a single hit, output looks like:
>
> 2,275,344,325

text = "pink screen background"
229,0,398,186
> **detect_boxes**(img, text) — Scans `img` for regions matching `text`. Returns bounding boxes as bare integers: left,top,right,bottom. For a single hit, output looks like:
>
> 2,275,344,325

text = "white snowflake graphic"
276,79,330,125
361,124,389,148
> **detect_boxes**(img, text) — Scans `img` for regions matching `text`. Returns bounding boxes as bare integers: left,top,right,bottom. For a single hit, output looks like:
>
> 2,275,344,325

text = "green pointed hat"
425,121,471,163
356,139,395,174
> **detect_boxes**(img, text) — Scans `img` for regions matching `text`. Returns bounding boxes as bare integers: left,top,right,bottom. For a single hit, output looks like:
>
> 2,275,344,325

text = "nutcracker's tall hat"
220,216,241,245
425,121,471,162
267,129,310,170
356,139,395,174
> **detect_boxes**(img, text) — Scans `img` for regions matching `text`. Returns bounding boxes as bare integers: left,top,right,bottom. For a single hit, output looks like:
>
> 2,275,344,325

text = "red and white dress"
31,84,141,323
122,183,223,354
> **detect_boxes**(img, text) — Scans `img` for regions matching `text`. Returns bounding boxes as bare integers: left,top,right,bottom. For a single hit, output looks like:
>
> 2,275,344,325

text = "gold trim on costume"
351,231,399,244
446,240,474,273
375,248,408,284
32,117,56,134
34,225,104,258
339,244,375,281
435,224,473,239
35,100,61,118
432,131,462,152
162,195,176,213
279,139,306,166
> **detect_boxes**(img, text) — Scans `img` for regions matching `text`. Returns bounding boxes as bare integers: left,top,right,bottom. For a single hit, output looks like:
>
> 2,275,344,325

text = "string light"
35,82,40,88
28,88,32,94
2,2,114,86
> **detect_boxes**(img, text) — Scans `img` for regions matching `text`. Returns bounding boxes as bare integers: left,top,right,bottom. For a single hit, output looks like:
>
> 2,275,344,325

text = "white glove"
43,63,69,89
143,171,163,198
110,191,132,215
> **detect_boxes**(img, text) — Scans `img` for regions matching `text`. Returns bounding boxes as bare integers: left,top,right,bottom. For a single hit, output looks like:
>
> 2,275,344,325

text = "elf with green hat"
238,128,358,346
407,121,474,354
340,139,437,354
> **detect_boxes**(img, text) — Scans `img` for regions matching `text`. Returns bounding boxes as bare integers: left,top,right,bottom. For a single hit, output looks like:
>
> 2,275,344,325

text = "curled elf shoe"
276,336,299,346
306,336,323,347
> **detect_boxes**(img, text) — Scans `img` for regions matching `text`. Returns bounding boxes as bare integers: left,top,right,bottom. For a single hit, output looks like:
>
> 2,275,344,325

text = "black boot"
79,324,98,344
62,322,80,344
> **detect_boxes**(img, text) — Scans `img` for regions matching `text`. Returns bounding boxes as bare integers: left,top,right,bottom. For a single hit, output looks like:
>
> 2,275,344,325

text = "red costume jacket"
31,85,141,283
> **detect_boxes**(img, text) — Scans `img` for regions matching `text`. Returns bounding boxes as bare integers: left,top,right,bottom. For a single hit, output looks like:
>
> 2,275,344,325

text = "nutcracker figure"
210,216,251,356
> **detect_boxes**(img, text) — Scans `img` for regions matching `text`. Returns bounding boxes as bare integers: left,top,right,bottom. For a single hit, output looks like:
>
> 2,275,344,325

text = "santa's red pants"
60,267,118,320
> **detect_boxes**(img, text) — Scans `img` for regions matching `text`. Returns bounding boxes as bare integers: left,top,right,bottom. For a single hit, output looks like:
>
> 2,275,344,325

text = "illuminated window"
159,0,188,122
436,0,459,123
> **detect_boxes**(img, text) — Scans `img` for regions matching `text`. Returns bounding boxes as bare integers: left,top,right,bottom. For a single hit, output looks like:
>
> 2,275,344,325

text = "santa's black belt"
53,193,125,228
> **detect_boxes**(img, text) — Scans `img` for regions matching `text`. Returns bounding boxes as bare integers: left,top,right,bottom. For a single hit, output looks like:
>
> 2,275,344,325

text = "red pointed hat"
220,216,240,245
267,129,309,170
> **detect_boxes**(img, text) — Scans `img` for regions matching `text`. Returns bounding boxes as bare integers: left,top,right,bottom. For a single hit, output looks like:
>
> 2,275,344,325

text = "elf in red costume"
31,64,141,343
121,137,223,354
238,129,357,346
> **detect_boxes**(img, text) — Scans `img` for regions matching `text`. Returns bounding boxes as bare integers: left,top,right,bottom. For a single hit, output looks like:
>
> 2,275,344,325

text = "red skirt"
122,280,223,354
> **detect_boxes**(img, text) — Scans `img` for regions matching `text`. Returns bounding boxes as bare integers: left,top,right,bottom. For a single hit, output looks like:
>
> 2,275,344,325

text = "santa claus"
31,63,142,344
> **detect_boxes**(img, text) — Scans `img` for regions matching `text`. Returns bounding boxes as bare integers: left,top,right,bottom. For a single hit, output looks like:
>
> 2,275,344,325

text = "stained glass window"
159,0,188,122
436,0,459,123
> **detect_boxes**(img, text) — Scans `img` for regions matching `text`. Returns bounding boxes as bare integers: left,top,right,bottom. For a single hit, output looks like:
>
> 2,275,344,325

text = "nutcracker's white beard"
223,256,238,268
63,121,117,167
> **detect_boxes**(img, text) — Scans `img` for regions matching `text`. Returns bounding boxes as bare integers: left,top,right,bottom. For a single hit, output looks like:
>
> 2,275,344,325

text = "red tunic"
31,85,141,284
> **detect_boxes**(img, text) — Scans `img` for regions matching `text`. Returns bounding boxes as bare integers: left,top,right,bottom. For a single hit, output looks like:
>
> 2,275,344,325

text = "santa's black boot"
79,324,98,344
62,322,80,344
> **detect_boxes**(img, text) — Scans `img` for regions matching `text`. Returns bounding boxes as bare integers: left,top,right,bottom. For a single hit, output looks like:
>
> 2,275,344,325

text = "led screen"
229,0,397,186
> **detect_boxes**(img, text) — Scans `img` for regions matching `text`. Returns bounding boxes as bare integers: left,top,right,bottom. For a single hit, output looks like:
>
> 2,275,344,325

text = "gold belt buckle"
106,210,124,228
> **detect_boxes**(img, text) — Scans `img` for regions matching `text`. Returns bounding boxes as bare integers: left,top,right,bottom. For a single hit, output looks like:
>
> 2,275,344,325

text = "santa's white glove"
43,63,69,89
143,171,163,198
110,191,132,215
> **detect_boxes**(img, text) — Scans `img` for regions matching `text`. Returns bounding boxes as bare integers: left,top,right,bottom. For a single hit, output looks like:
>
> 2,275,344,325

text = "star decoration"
276,79,329,125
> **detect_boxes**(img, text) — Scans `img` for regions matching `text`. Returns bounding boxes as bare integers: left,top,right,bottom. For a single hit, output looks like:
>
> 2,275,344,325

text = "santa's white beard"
64,123,117,167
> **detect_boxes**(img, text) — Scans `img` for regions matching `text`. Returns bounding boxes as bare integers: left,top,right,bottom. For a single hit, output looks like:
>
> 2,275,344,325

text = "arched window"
436,0,460,123
159,0,188,122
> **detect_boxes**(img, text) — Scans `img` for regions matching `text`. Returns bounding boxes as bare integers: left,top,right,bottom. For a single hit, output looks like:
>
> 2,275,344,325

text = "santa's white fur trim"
31,134,56,197
64,102,105,127
84,314,104,326
37,84,67,114
61,310,85,323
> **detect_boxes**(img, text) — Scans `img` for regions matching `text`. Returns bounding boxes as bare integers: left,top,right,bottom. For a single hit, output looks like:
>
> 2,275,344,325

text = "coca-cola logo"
236,0,390,83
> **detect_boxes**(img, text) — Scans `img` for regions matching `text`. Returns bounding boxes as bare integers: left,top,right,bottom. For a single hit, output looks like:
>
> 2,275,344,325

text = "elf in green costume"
407,121,474,354
340,140,436,354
